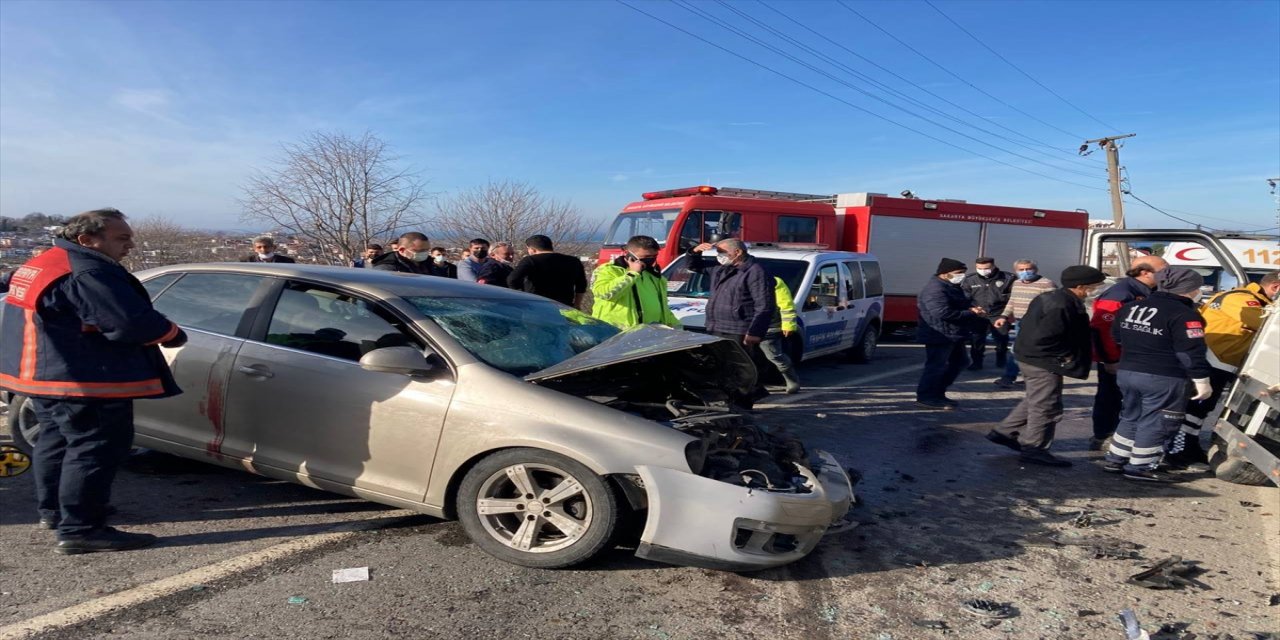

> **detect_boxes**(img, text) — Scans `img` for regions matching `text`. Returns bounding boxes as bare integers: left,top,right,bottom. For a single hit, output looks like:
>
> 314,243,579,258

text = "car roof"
136,262,537,301
716,249,878,262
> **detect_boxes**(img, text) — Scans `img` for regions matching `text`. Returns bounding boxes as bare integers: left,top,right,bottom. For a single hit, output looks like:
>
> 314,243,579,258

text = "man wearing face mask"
1088,254,1168,449
915,258,986,410
688,239,777,407
426,247,458,278
1104,268,1212,482
475,242,515,287
961,257,1014,370
986,266,1106,467
590,235,680,330
240,237,296,264
457,238,496,283
992,259,1057,388
371,231,433,275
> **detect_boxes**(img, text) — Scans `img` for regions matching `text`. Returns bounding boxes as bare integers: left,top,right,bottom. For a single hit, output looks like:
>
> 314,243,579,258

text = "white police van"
663,246,885,363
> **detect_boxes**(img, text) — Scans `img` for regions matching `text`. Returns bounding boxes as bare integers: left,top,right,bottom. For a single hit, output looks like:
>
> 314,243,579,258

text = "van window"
665,255,807,299
778,216,818,243
678,211,742,253
842,262,865,300
861,261,884,296
804,264,840,310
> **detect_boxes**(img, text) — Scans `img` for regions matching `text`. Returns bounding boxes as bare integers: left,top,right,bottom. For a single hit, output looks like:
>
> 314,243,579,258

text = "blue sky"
1,0,1277,233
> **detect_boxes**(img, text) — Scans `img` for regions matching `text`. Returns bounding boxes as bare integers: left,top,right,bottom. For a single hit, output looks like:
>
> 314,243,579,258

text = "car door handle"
236,365,274,379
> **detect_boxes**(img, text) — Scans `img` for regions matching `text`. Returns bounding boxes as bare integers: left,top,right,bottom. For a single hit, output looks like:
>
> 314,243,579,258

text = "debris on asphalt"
818,605,839,624
1125,556,1203,590
1088,545,1141,560
332,567,370,584
189,585,207,592
1076,609,1101,617
1269,594,1280,606
287,596,308,605
1113,507,1154,518
1238,501,1262,508
977,581,995,592
1117,609,1150,640
1072,510,1097,528
960,599,1015,619
910,619,949,630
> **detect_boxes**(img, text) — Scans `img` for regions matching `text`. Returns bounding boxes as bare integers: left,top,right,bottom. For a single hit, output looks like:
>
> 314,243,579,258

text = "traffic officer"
1104,268,1212,482
590,235,681,330
1165,270,1280,467
961,257,1014,370
758,277,801,395
0,209,186,553
1088,254,1168,449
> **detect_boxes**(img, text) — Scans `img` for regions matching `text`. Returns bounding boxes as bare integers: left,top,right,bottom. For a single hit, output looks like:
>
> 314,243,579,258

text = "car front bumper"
635,450,854,571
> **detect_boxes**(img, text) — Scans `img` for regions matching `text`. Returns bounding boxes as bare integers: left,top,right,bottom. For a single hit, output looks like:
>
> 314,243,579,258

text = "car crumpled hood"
524,325,755,396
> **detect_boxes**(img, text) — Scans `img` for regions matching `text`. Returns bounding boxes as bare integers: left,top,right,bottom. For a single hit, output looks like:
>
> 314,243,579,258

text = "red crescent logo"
1174,247,1206,261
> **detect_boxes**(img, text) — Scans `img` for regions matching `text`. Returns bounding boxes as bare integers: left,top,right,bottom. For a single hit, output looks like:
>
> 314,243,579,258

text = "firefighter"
1103,268,1212,483
1088,254,1168,449
759,277,801,394
1165,270,1280,467
0,209,186,553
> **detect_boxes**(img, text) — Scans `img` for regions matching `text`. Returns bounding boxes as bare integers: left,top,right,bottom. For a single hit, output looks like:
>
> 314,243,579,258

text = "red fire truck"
599,186,1090,327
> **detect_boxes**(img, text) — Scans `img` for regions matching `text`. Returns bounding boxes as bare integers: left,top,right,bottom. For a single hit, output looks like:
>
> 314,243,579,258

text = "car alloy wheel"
476,462,592,553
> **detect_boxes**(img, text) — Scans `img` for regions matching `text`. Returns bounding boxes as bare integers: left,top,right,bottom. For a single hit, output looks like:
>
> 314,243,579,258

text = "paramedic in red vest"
0,209,186,554
1088,254,1167,449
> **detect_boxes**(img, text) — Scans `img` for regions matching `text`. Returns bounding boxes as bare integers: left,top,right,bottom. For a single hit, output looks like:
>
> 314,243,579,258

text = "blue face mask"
1017,270,1036,281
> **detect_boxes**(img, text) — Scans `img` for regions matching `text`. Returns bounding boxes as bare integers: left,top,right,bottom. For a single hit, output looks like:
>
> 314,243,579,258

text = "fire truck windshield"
602,209,681,246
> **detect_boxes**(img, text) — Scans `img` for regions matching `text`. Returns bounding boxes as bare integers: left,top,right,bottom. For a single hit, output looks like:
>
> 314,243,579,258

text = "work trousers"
1091,363,1122,440
1169,367,1236,455
31,398,135,538
992,363,1063,453
758,334,799,384
916,341,968,402
1105,371,1187,472
711,332,768,407
969,319,1010,366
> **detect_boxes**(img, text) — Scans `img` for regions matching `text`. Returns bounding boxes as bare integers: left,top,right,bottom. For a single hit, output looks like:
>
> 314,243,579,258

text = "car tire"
849,324,879,364
5,395,41,456
457,448,619,568
1208,436,1271,487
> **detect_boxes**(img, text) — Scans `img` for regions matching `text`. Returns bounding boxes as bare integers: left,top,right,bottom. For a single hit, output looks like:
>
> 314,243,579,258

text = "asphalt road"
2,342,1277,640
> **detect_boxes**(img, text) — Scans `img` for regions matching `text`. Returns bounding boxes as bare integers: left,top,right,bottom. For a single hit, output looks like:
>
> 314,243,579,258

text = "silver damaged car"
4,264,856,570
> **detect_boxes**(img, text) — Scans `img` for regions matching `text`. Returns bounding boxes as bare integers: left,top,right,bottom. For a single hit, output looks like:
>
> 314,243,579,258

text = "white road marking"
0,512,411,640
757,362,923,407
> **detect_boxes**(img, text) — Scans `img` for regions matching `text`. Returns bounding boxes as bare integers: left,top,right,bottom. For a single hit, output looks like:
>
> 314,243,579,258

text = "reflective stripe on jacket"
589,263,681,330
1200,282,1273,369
0,239,181,400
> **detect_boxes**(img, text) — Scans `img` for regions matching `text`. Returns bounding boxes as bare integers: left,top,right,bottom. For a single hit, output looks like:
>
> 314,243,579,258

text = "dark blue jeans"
1105,371,1187,471
31,398,135,538
917,342,968,402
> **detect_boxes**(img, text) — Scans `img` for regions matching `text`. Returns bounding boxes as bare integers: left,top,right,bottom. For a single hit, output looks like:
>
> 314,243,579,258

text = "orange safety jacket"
0,240,181,399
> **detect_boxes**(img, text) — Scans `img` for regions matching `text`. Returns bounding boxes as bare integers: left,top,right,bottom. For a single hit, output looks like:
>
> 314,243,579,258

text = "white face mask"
433,255,446,264
977,268,994,277
716,254,731,266
257,252,275,260
1190,290,1205,303
411,251,431,263
948,273,965,285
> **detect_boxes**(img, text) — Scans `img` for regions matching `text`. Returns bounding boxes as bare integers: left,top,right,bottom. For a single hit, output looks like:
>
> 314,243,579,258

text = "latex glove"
1190,378,1213,401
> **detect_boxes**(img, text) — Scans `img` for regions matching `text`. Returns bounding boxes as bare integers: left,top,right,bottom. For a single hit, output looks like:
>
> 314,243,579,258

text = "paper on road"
331,567,370,584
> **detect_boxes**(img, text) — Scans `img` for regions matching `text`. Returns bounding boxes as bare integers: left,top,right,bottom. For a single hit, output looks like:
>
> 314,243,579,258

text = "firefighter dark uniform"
0,239,184,544
1104,269,1212,481
1168,278,1279,466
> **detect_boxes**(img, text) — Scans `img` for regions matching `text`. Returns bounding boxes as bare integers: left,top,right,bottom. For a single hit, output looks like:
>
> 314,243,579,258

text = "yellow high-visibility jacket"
1200,281,1273,369
774,277,798,334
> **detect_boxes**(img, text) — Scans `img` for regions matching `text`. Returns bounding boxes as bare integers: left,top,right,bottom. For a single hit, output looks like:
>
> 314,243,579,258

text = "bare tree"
122,216,222,271
430,180,604,257
240,131,427,265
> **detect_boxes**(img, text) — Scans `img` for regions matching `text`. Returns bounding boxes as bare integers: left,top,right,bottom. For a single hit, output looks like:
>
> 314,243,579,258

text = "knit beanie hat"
1060,265,1106,288
936,258,966,275
1156,267,1204,295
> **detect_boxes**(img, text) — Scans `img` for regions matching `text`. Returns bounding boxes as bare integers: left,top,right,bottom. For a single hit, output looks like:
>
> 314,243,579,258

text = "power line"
721,0,1105,173
838,0,1086,141
1121,191,1201,227
613,0,1106,192
924,0,1122,134
757,0,1105,166
666,0,1107,183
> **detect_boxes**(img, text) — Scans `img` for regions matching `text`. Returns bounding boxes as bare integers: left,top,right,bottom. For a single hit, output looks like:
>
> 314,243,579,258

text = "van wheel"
849,325,879,364
1208,436,1271,487
457,448,619,568
4,395,41,456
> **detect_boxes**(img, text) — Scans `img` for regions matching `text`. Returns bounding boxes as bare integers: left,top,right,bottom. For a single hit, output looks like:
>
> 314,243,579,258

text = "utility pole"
1083,133,1137,273
1269,178,1279,233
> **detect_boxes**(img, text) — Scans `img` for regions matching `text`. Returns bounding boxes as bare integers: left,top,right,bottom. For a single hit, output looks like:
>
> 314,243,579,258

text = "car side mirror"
359,346,441,378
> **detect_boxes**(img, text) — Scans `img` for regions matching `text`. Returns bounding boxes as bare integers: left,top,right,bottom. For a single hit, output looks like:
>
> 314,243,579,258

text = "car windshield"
602,209,681,246
663,255,809,299
405,296,619,376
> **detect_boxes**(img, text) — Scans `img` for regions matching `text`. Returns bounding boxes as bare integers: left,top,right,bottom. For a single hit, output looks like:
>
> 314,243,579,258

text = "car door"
841,261,871,342
799,261,850,356
140,271,271,457
222,281,454,502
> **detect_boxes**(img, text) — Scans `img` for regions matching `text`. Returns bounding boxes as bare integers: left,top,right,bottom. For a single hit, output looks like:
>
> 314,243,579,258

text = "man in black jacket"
690,239,776,407
371,232,432,275
508,235,587,306
962,257,1014,370
1103,268,1213,482
987,266,1106,467
916,258,985,410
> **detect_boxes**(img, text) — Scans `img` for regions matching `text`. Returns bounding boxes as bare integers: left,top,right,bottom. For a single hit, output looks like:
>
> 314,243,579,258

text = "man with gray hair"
240,236,295,263
689,238,777,407
992,259,1057,388
1,208,186,553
